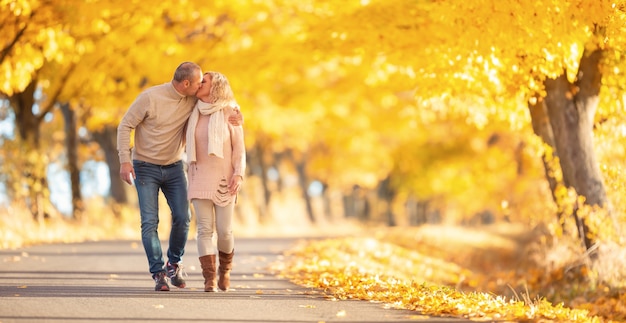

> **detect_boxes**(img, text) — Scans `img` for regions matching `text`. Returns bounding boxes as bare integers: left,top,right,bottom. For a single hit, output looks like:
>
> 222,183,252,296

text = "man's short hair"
173,62,201,82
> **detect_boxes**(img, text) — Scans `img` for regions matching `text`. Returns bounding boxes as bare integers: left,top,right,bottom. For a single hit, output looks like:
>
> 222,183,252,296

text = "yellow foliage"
2,1,626,304
279,230,606,322
4,0,625,208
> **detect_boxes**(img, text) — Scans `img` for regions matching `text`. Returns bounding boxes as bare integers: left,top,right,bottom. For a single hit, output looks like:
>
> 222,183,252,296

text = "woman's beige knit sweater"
187,107,245,206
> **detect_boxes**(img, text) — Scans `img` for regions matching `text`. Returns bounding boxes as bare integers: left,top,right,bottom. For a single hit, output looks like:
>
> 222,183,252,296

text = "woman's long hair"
205,71,237,109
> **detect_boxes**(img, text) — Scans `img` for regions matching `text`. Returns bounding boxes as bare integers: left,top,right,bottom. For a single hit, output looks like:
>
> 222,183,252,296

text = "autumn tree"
1,0,236,219
293,0,626,252
0,1,76,219
3,0,625,248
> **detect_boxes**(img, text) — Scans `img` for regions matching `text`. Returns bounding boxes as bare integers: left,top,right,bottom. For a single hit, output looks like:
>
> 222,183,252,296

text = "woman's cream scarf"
186,100,229,162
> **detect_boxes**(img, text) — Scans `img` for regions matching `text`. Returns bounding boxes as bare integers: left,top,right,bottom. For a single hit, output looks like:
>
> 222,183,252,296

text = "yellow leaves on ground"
575,294,626,322
280,226,610,322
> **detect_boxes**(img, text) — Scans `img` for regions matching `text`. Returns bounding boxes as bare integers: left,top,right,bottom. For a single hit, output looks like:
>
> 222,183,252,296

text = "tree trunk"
92,125,127,206
60,103,83,221
542,48,609,253
255,142,272,213
528,98,566,228
245,141,270,222
343,192,356,219
9,78,56,220
344,185,370,221
320,182,334,221
378,176,396,226
293,154,316,224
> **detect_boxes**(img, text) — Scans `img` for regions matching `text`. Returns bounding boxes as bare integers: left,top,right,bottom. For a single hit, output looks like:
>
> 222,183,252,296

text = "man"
117,62,242,291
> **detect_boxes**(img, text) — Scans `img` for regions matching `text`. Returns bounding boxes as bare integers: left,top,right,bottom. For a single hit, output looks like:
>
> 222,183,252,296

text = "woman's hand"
229,175,243,195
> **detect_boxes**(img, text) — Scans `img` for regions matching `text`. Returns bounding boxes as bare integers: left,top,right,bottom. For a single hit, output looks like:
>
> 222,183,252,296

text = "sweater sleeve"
117,92,150,164
230,124,246,178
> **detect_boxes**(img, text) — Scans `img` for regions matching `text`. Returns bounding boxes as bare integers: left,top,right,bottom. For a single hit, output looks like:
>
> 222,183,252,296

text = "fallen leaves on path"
277,227,612,322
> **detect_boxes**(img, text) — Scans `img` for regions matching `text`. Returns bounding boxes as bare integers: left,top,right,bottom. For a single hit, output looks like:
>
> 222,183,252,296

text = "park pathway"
0,237,469,323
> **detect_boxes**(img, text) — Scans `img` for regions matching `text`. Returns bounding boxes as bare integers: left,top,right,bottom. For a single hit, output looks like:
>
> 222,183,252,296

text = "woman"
186,71,246,292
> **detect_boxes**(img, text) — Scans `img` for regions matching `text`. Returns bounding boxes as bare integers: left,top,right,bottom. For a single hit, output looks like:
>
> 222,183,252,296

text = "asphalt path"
0,237,470,323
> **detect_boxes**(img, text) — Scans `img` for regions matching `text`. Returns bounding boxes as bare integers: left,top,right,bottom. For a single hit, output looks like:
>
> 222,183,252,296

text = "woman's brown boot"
218,250,234,291
199,255,217,292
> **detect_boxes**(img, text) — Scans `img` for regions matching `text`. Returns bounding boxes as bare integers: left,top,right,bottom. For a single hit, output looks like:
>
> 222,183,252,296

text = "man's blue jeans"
133,160,190,274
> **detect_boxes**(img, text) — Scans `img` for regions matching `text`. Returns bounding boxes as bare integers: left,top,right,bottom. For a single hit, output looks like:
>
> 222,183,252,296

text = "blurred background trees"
1,0,625,255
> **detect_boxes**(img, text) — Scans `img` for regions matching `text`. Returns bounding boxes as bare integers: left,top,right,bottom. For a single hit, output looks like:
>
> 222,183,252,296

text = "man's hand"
120,162,136,185
228,109,244,126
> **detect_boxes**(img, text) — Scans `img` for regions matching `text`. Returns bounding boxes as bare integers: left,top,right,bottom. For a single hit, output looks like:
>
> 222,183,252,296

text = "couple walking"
117,62,246,292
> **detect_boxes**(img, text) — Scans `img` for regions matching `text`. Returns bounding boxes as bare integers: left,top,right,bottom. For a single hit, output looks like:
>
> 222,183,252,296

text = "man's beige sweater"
117,83,196,165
